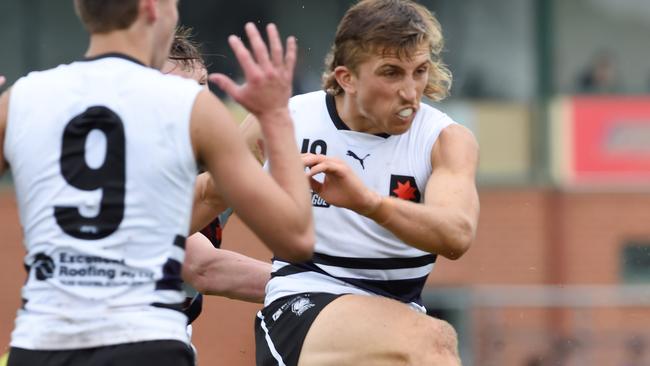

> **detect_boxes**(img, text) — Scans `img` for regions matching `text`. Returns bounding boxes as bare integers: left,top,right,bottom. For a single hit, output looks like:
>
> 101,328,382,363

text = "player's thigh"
298,295,460,366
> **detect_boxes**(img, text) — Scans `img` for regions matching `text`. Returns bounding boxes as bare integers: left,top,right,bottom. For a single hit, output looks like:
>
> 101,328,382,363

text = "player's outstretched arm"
189,113,264,234
304,124,479,260
208,24,310,223
183,233,271,303
191,23,313,262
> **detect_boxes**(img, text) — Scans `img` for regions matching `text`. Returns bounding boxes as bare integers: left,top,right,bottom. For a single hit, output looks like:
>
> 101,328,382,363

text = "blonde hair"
322,0,452,101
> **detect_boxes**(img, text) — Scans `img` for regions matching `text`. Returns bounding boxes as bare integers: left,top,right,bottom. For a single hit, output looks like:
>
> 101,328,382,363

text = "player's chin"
387,118,413,135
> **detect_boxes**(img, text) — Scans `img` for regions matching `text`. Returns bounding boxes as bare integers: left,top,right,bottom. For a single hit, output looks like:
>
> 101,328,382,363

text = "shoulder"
289,90,326,109
12,64,72,91
135,67,203,95
431,123,479,169
438,124,478,149
403,103,458,157
155,71,201,89
415,103,455,129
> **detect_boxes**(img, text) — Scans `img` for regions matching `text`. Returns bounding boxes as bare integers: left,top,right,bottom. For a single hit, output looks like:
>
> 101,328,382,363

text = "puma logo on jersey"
311,191,330,208
346,150,370,169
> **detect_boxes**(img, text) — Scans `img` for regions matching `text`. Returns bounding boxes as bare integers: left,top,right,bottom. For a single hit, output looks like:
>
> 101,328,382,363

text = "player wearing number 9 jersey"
0,1,313,365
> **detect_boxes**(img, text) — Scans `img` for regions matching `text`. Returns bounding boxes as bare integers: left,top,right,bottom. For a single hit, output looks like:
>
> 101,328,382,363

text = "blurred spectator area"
2,0,650,186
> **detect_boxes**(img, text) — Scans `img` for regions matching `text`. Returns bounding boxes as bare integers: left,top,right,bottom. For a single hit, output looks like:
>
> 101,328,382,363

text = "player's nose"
398,78,418,103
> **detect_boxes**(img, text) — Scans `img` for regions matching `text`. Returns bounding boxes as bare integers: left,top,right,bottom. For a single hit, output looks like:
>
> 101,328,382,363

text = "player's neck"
335,94,381,135
85,29,153,67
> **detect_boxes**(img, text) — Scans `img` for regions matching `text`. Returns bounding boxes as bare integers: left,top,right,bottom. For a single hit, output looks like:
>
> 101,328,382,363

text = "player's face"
350,45,430,135
151,0,180,69
162,60,208,88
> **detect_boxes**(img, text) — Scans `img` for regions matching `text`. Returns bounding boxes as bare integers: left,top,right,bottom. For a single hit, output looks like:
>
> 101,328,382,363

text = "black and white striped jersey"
265,91,456,311
5,54,202,350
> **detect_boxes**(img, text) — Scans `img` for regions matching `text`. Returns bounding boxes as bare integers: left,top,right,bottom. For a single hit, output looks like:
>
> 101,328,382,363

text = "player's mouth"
396,107,416,121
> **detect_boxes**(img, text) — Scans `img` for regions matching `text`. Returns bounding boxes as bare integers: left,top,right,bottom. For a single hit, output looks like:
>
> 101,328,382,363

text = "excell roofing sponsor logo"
59,253,125,265
31,251,154,285
59,265,118,280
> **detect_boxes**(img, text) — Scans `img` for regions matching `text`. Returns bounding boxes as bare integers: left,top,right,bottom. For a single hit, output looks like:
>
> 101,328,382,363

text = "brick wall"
1,188,650,364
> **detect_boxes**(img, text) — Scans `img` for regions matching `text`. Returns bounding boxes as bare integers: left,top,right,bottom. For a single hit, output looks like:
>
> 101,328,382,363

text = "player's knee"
433,319,459,354
415,318,460,361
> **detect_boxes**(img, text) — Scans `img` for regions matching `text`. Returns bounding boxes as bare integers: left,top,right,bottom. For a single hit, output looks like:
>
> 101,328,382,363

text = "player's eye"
381,68,400,78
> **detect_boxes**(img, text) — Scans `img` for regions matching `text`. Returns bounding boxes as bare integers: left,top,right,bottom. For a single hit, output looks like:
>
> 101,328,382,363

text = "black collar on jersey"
325,93,390,139
81,52,146,67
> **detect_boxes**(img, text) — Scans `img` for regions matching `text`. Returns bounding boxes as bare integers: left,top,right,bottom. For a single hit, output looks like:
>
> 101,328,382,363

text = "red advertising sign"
572,96,650,184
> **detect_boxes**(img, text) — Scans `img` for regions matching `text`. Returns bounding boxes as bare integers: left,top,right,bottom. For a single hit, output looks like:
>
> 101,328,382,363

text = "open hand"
209,23,296,119
302,153,380,215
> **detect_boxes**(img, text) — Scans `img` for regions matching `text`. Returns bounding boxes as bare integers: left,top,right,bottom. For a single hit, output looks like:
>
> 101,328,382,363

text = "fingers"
303,154,346,177
308,177,323,193
209,73,240,100
301,153,326,167
245,22,271,69
0,75,5,87
215,23,296,115
306,162,330,177
266,24,284,67
285,36,297,79
227,34,261,82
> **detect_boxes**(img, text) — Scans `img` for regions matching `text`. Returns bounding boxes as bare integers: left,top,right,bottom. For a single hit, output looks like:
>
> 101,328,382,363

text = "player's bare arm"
240,113,265,163
189,113,265,234
182,232,271,303
191,23,314,262
190,173,228,233
304,124,479,260
208,24,311,213
0,88,10,175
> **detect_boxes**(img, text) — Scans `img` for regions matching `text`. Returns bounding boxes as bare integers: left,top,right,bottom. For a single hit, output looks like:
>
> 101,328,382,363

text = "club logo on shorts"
311,191,330,208
389,175,421,202
33,253,55,281
291,297,315,316
272,308,284,321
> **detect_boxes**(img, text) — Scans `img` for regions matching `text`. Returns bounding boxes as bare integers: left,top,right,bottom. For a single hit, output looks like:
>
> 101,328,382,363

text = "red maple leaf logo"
392,180,417,201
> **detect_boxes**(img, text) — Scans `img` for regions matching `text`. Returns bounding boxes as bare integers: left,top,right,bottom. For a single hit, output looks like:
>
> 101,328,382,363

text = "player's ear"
334,66,356,94
140,0,159,23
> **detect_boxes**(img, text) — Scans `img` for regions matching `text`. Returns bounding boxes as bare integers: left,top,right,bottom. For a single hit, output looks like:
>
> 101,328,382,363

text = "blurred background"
2,0,650,365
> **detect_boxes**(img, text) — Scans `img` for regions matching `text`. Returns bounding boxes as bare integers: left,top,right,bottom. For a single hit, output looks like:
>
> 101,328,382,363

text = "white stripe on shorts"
257,311,287,366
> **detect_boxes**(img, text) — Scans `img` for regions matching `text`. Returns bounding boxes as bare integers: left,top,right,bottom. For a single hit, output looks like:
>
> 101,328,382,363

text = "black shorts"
7,340,193,366
255,292,344,366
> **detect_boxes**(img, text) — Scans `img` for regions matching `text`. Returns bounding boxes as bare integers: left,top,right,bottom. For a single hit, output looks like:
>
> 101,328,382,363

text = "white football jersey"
4,54,202,350
265,91,455,310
